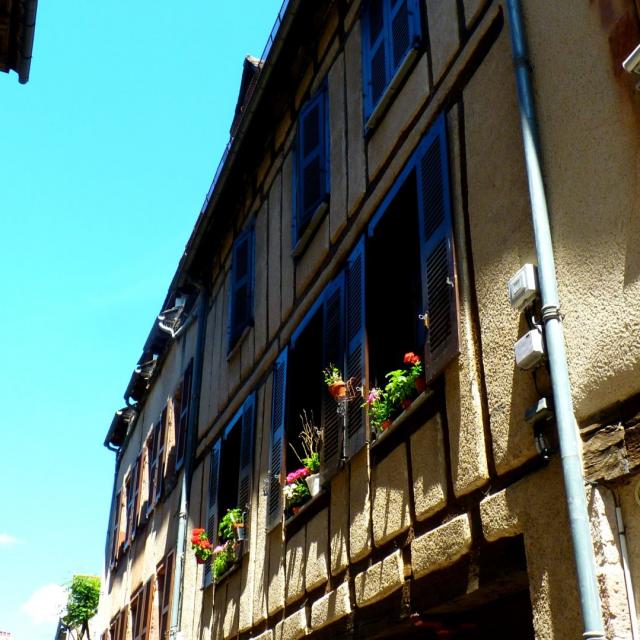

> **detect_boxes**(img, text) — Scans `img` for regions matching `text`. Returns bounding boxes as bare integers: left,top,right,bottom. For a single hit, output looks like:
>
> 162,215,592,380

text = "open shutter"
389,0,420,69
139,438,151,525
237,393,256,515
267,348,288,530
320,274,345,484
163,396,177,493
417,115,458,381
176,361,193,469
131,456,140,539
158,552,174,639
110,490,122,566
147,425,158,516
153,409,167,505
203,440,221,587
116,489,127,558
229,228,254,349
345,238,368,457
363,0,389,117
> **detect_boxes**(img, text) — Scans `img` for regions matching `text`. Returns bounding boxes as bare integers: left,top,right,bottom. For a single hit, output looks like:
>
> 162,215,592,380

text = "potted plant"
289,410,322,497
323,363,346,399
283,468,311,517
219,508,245,542
190,528,213,565
212,541,237,581
210,508,245,581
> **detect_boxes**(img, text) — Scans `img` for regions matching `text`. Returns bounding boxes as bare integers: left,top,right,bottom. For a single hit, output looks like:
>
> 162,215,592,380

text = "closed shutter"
320,274,345,484
417,114,458,381
345,238,368,458
237,393,255,517
229,228,254,349
203,440,221,587
297,88,328,231
176,360,192,469
267,348,288,530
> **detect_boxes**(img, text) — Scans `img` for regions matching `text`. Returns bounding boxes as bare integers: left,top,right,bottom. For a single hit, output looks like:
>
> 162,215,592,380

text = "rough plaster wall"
618,479,640,628
522,0,640,421
463,26,538,474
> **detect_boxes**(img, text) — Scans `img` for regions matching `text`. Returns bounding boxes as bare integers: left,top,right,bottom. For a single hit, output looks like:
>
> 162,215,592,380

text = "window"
362,0,422,123
203,394,255,586
293,85,329,245
130,580,152,640
109,608,127,640
367,113,458,382
156,552,175,640
228,226,254,351
265,240,366,528
124,459,140,546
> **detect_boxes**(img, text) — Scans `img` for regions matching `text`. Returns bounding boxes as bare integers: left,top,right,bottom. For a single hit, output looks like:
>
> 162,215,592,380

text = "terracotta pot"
415,377,426,394
328,381,347,399
381,420,392,430
195,555,206,565
292,506,301,515
401,398,412,410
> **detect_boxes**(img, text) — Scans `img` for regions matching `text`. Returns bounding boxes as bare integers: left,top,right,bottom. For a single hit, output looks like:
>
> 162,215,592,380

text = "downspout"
169,284,209,640
505,2,605,638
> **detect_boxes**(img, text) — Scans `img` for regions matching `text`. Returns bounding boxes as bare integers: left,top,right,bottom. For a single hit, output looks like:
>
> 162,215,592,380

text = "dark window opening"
218,422,242,521
367,172,424,389
287,307,324,474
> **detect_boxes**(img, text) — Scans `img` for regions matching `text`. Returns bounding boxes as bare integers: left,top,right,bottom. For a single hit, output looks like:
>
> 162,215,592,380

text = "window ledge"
370,388,434,451
365,45,420,135
292,199,329,260
226,323,252,362
284,488,329,538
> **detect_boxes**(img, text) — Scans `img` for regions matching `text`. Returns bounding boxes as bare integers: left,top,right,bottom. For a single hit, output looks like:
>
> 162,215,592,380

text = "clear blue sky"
0,1,283,638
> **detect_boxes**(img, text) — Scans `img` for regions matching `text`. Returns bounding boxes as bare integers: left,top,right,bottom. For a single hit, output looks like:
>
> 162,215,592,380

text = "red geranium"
403,352,420,365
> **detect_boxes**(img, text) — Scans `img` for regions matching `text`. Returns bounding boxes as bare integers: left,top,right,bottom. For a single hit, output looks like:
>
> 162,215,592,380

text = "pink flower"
404,352,420,365
367,388,381,405
286,467,310,484
213,544,226,554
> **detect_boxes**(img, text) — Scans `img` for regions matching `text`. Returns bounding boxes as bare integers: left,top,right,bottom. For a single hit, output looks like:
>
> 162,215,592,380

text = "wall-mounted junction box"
515,329,545,370
508,263,538,311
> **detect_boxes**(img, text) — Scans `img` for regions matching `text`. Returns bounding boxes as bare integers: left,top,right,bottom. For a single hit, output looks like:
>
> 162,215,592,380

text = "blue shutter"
295,87,329,237
416,114,458,381
229,226,254,350
237,392,255,514
320,273,345,484
203,439,221,587
267,348,288,529
345,237,367,457
363,0,421,120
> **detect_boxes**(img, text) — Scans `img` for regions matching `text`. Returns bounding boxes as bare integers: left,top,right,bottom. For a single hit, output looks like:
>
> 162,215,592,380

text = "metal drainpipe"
505,1,605,638
169,285,209,640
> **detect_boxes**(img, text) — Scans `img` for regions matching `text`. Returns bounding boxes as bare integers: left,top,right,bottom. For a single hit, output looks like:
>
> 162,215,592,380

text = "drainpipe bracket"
541,304,562,323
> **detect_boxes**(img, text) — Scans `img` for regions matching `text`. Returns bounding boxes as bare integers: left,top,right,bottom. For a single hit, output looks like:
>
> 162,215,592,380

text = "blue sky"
0,1,283,637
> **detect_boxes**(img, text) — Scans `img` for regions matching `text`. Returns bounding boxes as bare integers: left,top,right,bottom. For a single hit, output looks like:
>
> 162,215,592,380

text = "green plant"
283,474,311,507
62,575,100,638
218,508,244,542
191,528,213,564
322,363,343,386
212,541,238,581
289,410,322,474
364,388,392,432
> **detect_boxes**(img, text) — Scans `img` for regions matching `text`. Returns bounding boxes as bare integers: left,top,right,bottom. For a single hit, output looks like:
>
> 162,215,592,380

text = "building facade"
97,1,640,639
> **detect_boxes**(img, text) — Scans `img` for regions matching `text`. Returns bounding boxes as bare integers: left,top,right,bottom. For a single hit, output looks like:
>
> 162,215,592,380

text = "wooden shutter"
364,0,389,117
139,438,151,525
417,115,458,381
267,348,288,530
163,396,177,493
297,88,328,229
320,274,345,484
229,228,254,349
237,393,255,517
157,552,174,640
345,238,368,458
125,461,140,545
110,490,122,566
131,456,141,538
203,440,221,587
176,361,193,469
146,425,157,517
116,489,127,558
153,409,167,505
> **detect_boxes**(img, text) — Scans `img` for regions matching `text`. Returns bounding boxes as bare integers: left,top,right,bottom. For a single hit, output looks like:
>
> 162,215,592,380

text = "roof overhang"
0,0,38,83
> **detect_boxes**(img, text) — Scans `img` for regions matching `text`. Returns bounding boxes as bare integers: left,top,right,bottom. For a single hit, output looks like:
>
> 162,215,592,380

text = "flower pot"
234,524,246,541
328,381,347,399
305,473,321,497
415,377,426,394
401,398,413,410
195,555,206,565
381,419,392,430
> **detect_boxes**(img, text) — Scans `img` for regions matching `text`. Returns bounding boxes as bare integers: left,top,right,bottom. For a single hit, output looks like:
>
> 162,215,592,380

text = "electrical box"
514,329,545,370
525,397,553,424
508,264,538,311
